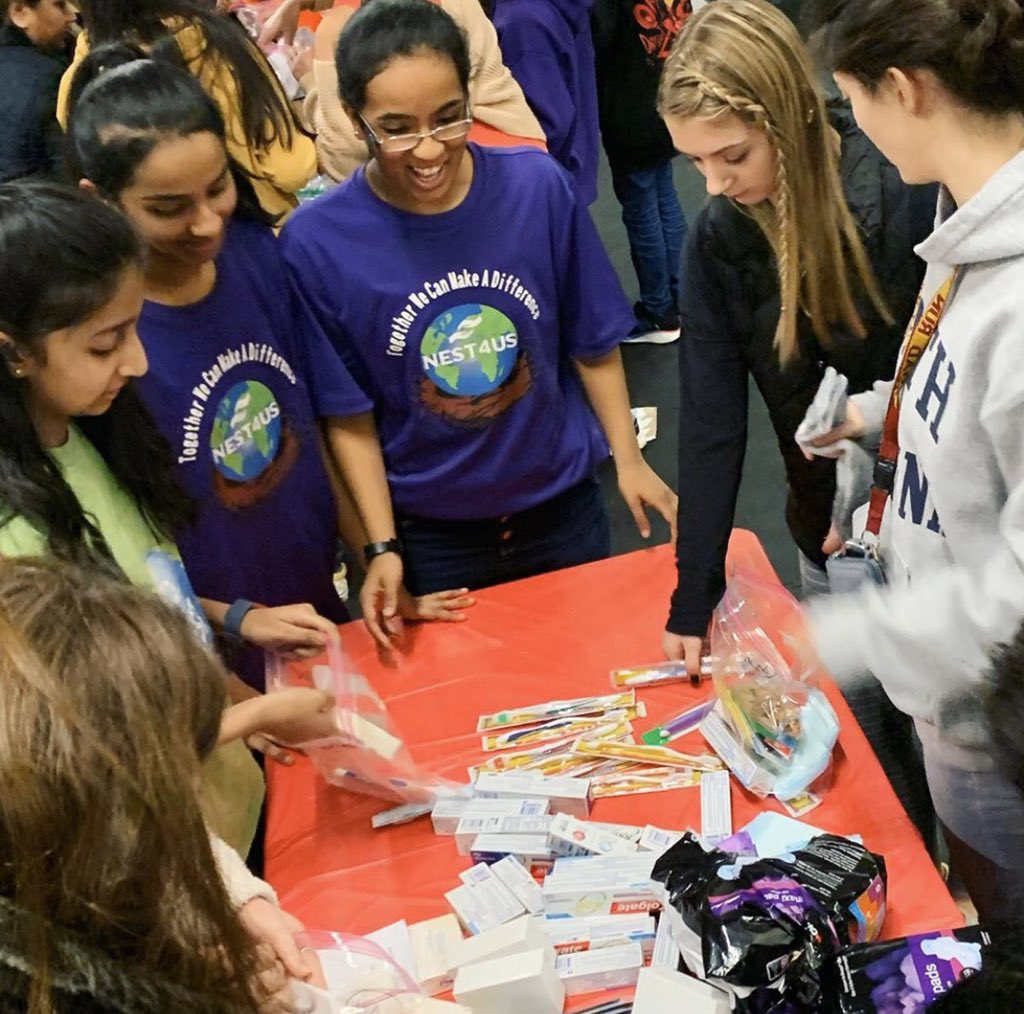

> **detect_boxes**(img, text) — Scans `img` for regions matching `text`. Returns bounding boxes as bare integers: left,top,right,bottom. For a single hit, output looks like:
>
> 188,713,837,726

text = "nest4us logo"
209,380,298,507
418,303,532,427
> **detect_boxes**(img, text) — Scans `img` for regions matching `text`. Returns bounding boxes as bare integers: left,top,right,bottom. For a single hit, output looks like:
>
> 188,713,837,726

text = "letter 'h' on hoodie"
810,151,1024,766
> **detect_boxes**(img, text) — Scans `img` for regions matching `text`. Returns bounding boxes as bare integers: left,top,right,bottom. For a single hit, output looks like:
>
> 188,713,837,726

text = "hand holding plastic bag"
708,570,839,800
266,639,467,804
289,931,424,1012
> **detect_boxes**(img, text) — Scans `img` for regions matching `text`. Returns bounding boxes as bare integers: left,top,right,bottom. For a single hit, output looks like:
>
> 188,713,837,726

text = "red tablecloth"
266,532,962,994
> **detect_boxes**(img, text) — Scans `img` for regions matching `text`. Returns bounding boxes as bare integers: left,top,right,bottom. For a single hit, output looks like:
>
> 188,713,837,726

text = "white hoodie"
809,150,1024,767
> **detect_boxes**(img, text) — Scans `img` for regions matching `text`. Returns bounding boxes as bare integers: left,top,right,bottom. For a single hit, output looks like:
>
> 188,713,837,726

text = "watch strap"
224,598,255,639
364,538,402,563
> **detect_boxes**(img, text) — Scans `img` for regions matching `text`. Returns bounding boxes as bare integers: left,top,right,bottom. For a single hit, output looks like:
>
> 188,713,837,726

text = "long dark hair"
336,0,471,112
0,180,194,567
806,0,1024,115
77,0,296,151
0,557,270,1013
66,43,273,224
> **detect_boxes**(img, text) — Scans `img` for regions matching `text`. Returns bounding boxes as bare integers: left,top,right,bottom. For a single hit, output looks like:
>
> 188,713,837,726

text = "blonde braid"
670,72,800,359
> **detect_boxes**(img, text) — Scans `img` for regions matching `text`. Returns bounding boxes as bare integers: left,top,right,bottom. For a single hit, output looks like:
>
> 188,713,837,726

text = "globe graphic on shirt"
419,304,519,396
209,380,282,482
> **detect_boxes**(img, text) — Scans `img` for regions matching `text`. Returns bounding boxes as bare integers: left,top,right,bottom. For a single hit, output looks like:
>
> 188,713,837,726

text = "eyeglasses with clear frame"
359,105,473,155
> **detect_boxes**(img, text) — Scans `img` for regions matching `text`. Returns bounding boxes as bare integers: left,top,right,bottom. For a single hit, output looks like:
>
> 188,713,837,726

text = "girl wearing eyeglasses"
280,0,676,599
64,46,476,673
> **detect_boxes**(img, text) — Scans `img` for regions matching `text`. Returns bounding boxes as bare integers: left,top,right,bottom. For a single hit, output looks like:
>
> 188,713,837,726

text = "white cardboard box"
554,941,644,996
473,771,591,818
543,913,656,960
468,833,554,872
631,966,731,1013
490,855,545,915
547,813,637,858
450,915,550,970
454,815,553,855
408,914,463,995
431,797,549,836
453,946,565,1014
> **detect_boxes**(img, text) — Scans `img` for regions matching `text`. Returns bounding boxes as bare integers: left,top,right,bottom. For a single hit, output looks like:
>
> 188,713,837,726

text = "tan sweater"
301,0,546,182
58,23,317,220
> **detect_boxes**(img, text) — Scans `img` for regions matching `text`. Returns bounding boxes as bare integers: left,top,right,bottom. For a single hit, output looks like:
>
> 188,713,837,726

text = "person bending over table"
656,0,936,848
280,0,676,608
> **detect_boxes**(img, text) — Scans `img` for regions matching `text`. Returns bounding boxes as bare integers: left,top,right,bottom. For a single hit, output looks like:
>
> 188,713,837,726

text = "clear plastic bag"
707,570,839,801
266,640,469,805
290,931,424,1013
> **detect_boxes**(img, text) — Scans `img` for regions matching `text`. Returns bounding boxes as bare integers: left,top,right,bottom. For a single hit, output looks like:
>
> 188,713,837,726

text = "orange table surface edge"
265,530,963,1007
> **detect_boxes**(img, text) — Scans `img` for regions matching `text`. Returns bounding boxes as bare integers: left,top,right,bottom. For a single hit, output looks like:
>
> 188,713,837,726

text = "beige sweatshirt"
301,0,545,182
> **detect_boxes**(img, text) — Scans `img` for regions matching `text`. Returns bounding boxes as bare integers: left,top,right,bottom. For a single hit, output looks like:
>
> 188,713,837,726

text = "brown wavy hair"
658,0,890,364
0,557,273,1013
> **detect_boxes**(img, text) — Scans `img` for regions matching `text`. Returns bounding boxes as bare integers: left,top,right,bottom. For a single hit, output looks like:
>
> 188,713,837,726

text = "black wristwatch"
364,538,402,563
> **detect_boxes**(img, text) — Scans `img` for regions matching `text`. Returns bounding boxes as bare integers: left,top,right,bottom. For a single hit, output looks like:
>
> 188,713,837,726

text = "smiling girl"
281,0,676,596
65,50,474,666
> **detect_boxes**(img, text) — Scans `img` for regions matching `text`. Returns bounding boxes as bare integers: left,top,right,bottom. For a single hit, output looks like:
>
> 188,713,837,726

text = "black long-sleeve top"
666,104,937,637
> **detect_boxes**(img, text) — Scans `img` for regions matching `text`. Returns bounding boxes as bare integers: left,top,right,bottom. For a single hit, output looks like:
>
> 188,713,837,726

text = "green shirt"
0,423,263,855
0,424,210,642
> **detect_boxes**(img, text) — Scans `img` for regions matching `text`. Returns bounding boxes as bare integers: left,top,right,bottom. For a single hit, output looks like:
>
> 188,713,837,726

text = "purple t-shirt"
280,145,635,521
136,218,372,686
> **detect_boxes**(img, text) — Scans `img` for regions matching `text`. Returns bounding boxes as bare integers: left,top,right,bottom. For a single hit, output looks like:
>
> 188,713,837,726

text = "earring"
11,367,24,378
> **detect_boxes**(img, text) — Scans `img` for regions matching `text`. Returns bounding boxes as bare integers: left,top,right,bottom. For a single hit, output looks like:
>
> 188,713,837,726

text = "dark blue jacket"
491,0,600,205
667,105,938,637
0,23,68,182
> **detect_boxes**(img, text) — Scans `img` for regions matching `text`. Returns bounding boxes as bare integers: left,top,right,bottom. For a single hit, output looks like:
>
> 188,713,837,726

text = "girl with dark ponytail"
67,49,471,679
805,0,1024,922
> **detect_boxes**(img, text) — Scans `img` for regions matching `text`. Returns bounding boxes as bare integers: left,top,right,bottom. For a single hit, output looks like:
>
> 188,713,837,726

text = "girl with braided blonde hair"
660,0,938,847
660,0,888,365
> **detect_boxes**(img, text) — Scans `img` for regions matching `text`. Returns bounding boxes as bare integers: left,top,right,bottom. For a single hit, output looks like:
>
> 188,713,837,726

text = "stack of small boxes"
383,692,738,1012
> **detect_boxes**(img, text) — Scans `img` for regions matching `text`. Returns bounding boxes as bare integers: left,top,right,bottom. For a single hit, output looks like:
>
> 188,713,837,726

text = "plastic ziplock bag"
290,931,424,1013
266,640,468,805
708,570,839,800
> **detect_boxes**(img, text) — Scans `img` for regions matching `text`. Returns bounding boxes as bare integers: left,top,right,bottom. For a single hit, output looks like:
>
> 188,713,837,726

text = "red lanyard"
865,270,960,537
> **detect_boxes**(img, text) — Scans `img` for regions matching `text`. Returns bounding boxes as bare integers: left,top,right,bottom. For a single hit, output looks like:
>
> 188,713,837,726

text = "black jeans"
399,476,612,596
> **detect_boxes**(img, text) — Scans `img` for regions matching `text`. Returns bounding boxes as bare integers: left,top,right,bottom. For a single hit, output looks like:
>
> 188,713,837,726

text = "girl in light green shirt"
0,179,346,857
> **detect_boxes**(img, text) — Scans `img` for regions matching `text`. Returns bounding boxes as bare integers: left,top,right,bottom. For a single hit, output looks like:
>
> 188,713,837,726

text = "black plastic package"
822,927,996,1013
651,832,888,1012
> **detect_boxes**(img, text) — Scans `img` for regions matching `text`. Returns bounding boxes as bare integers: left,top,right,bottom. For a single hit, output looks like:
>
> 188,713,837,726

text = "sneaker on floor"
621,301,681,345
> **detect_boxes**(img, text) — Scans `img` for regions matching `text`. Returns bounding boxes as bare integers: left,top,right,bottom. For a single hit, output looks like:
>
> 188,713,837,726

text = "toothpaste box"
632,966,731,1014
542,855,660,919
455,815,554,855
555,941,644,996
547,814,638,858
473,771,591,818
453,946,565,1014
450,915,550,970
469,834,555,875
491,855,545,915
431,796,549,836
543,914,657,961
638,825,685,854
408,914,463,995
446,865,525,935
591,821,645,844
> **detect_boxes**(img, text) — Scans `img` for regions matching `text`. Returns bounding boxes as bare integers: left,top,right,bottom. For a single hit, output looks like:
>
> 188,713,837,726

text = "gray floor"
593,152,800,595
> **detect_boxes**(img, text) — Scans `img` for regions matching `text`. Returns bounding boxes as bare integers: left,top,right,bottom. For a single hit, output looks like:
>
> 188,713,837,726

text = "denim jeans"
610,158,688,320
399,477,612,596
